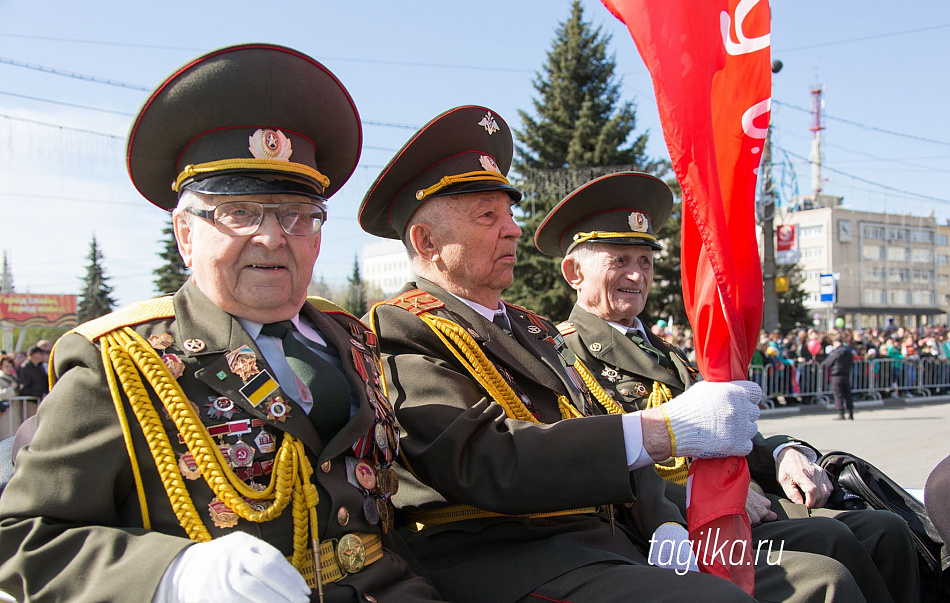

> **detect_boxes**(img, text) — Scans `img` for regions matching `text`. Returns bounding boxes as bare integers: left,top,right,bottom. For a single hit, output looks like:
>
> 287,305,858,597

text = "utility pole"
759,60,782,333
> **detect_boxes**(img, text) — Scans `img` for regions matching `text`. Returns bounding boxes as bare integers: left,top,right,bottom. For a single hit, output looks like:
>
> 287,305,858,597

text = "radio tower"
809,85,825,201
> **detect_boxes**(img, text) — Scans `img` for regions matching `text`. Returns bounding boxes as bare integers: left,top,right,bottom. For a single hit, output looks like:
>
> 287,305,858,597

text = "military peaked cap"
358,105,522,240
127,43,361,211
534,172,674,257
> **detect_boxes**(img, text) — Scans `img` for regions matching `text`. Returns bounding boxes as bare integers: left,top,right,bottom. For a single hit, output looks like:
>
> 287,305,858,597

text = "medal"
205,396,236,420
337,506,350,527
148,333,173,351
601,367,620,383
376,498,393,533
229,439,255,468
209,497,239,529
526,325,542,335
355,460,377,491
382,466,399,497
363,496,380,525
162,354,185,379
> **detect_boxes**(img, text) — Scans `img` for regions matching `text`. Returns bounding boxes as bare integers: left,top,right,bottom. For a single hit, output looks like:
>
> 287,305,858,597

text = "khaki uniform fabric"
0,281,440,603
562,303,920,603
370,278,767,603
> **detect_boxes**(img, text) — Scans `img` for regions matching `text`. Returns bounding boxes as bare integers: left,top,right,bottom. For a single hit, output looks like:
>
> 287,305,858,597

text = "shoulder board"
382,289,444,316
556,321,577,336
306,296,351,316
72,297,175,342
502,300,531,314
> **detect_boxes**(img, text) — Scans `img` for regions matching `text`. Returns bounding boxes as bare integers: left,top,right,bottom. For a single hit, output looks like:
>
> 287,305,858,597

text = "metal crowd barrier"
1,395,39,441
748,357,950,408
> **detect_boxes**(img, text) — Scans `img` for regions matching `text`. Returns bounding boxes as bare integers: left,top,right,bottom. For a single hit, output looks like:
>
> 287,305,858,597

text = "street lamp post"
759,59,783,333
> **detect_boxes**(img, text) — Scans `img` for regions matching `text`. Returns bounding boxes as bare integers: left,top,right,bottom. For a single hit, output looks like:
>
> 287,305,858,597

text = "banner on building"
775,224,800,265
0,294,78,328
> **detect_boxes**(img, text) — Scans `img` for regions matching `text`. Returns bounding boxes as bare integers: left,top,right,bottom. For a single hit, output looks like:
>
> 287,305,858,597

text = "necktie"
627,330,669,367
260,321,350,444
492,313,514,337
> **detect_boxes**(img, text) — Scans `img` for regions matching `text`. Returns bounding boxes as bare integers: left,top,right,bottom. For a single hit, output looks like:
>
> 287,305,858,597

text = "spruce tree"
645,201,688,329
153,216,189,295
507,0,666,320
344,255,367,317
78,235,117,322
777,263,810,332
1,251,13,293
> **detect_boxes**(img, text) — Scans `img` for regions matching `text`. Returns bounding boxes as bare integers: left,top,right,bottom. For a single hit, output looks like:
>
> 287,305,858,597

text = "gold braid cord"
574,361,689,485
99,327,319,577
418,314,576,422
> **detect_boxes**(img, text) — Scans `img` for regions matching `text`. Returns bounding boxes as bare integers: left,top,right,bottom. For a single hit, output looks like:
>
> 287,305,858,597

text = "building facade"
361,239,414,298
777,198,948,329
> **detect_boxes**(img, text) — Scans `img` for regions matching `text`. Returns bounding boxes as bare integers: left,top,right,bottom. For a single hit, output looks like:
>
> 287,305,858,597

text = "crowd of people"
0,340,50,440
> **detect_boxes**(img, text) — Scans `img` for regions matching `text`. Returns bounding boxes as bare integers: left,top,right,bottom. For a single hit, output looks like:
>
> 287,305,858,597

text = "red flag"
602,0,770,594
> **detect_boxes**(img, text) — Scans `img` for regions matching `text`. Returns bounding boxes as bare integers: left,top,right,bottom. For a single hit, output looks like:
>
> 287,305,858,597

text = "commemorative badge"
209,497,239,529
337,506,350,527
178,452,200,480
265,396,291,422
634,382,649,397
227,346,259,381
205,396,237,420
148,333,173,351
242,482,269,513
526,325,542,335
589,342,602,352
254,430,276,454
182,338,206,353
162,354,185,379
601,367,621,383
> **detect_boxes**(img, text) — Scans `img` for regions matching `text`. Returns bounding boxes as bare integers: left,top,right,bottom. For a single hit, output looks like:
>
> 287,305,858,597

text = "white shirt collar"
238,313,327,348
450,292,508,323
606,316,648,340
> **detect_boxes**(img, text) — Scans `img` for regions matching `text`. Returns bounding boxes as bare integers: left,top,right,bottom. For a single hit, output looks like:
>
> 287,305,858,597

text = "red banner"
0,294,78,328
602,0,770,594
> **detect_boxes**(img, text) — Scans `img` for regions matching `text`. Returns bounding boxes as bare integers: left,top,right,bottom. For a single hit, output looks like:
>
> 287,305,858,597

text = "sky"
1,0,949,307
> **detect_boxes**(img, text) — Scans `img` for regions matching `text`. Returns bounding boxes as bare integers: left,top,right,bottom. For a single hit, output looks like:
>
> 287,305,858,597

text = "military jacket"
560,304,807,490
369,279,681,602
0,281,438,603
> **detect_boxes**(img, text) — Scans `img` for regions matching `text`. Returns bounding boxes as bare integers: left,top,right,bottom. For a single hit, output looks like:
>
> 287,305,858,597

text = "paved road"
759,398,950,489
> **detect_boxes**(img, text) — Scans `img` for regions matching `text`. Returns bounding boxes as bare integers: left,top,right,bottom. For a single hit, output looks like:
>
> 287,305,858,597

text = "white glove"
662,380,760,459
153,532,310,603
648,522,699,576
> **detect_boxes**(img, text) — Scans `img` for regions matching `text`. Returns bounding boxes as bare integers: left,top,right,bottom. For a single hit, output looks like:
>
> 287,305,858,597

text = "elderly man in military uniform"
535,171,920,603
0,44,441,603
355,105,832,603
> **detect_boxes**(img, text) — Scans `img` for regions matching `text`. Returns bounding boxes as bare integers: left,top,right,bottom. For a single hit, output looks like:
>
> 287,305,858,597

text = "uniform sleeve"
0,332,189,602
373,305,636,515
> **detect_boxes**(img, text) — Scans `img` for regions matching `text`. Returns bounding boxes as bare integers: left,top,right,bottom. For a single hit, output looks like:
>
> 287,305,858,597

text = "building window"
863,289,886,304
863,225,885,239
864,267,884,281
888,289,910,304
939,255,949,266
886,246,909,262
911,230,934,243
912,290,935,306
800,224,824,238
939,274,950,285
913,270,934,283
888,228,909,241
887,268,910,283
939,234,949,247
862,245,884,260
800,247,825,259
913,249,934,264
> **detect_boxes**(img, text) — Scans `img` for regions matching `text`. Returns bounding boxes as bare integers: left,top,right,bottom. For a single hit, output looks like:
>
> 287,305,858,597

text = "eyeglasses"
185,199,327,236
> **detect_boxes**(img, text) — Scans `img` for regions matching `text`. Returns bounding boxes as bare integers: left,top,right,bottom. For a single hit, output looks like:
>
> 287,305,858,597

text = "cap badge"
248,128,293,161
628,211,649,233
478,111,500,135
479,155,501,174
